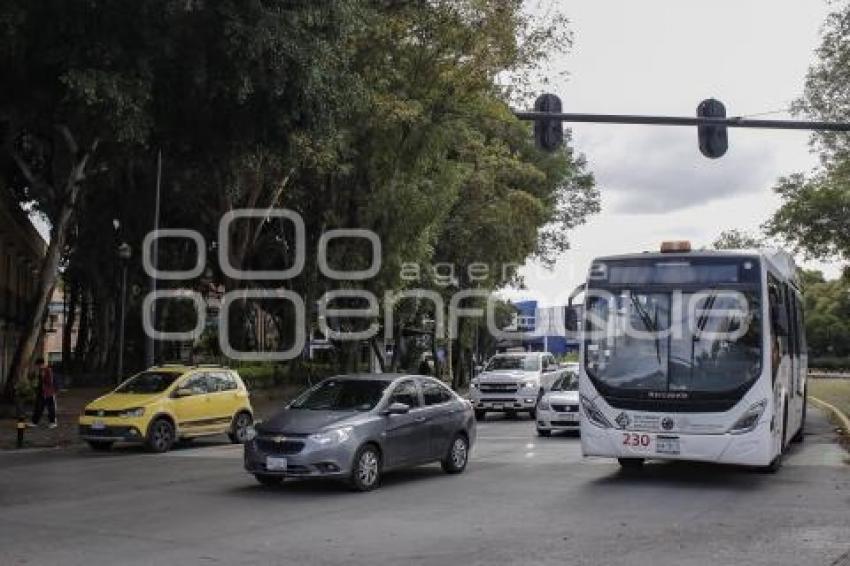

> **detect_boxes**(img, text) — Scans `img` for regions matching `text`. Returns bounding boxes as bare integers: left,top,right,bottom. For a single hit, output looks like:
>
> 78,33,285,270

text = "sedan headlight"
119,407,145,418
538,397,550,410
309,426,354,446
522,381,537,389
729,399,767,434
580,395,612,429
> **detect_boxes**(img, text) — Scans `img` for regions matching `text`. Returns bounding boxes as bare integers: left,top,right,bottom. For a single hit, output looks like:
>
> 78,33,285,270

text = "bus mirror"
565,306,580,333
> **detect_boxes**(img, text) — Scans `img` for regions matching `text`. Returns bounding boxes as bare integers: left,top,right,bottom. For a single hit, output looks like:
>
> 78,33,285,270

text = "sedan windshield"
116,371,181,394
551,374,578,391
584,289,762,393
486,356,540,372
290,380,389,411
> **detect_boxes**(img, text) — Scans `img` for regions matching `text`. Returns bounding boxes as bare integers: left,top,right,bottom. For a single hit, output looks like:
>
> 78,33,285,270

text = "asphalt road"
1,406,848,566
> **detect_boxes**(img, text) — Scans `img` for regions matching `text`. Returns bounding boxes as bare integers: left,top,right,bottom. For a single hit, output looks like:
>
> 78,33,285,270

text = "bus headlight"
729,399,767,435
580,395,612,429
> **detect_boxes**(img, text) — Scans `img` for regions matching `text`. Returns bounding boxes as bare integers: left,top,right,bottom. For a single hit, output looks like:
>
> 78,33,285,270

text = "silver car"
244,374,476,491
535,372,581,436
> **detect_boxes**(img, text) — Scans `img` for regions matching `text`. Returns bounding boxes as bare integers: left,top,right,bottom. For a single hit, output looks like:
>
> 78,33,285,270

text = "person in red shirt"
30,357,57,428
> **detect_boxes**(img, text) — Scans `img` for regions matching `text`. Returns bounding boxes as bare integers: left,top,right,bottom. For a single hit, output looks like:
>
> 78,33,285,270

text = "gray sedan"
244,374,477,491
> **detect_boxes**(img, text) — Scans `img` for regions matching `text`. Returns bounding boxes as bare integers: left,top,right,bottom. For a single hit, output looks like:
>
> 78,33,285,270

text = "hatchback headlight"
580,395,612,429
729,399,767,434
309,426,354,446
119,407,145,418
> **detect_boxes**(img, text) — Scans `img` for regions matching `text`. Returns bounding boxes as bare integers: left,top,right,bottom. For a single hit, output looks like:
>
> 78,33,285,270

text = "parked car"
468,352,565,420
244,374,476,491
535,371,580,436
78,364,254,453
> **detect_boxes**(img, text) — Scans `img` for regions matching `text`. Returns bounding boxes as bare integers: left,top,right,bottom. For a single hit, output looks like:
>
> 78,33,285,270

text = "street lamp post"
117,242,132,383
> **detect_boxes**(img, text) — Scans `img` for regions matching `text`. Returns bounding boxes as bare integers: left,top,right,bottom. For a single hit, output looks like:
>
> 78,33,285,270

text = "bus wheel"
792,388,807,444
617,458,644,470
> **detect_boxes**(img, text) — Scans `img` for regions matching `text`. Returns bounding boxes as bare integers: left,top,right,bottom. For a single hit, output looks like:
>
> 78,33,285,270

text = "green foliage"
712,229,766,251
765,3,850,262
801,270,850,357
810,357,850,371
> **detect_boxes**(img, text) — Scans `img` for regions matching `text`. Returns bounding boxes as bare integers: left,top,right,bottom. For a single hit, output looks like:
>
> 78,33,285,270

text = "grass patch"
809,378,850,419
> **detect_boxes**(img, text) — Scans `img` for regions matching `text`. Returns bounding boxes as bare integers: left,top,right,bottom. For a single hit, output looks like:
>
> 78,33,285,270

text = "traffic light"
697,98,728,159
534,93,564,152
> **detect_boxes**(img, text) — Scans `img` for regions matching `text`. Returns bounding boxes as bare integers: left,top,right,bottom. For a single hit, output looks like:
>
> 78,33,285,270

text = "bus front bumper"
580,420,774,467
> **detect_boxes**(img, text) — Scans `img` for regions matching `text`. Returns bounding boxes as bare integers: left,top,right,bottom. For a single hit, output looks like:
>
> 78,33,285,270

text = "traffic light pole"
513,111,850,132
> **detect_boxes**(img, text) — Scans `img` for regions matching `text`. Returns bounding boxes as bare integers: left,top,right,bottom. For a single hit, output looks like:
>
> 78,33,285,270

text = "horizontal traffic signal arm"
514,111,850,131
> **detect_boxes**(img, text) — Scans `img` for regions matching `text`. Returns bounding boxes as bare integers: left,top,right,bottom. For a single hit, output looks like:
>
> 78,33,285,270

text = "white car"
469,352,564,420
536,372,580,436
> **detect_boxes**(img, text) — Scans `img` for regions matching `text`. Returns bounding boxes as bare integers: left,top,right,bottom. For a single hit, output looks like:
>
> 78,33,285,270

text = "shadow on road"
586,442,806,490
224,464,450,499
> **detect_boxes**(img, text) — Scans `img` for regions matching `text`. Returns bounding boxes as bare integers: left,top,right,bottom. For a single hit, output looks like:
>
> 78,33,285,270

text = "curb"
809,396,850,436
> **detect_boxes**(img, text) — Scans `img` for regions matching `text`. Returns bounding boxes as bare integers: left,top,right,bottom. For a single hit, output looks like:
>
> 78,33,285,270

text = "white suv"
469,352,564,420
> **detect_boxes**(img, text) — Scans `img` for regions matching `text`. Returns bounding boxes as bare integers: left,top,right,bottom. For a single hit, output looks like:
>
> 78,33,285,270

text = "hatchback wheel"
228,412,253,444
146,418,175,453
441,433,469,474
349,445,381,491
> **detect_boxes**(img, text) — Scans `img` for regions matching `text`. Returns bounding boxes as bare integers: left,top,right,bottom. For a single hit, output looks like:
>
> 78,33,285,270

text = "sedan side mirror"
173,387,194,398
382,402,410,416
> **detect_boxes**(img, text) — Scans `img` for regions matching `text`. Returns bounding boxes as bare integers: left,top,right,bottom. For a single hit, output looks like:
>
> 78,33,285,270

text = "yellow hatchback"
79,365,254,453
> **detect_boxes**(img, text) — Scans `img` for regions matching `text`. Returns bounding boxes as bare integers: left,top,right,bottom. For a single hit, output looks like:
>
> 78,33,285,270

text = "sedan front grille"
551,404,579,413
479,383,518,394
256,438,305,454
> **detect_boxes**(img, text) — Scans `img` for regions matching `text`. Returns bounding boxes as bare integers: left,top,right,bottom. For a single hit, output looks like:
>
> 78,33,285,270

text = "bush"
233,362,337,391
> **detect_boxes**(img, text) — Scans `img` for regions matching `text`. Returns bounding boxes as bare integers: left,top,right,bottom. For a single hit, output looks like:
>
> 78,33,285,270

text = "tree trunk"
369,336,386,373
2,138,97,402
62,282,78,371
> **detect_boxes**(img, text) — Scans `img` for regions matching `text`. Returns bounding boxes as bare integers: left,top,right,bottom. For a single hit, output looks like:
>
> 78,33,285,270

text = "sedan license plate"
491,403,504,410
266,457,287,471
561,413,578,422
656,436,680,455
91,420,106,430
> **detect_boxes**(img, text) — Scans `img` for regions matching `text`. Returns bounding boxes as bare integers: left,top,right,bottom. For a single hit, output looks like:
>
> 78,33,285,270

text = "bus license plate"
656,436,680,455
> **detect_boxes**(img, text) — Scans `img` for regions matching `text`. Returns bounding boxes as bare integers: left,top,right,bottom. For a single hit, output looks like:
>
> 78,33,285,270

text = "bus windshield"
584,289,762,393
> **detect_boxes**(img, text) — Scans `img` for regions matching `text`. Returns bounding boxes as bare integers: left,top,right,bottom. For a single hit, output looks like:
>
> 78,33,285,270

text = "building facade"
0,192,47,390
497,300,580,356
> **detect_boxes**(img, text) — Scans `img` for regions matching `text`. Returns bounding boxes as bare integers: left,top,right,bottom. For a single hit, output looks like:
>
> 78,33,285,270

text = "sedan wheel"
146,419,175,453
441,434,469,474
350,445,381,491
229,412,253,444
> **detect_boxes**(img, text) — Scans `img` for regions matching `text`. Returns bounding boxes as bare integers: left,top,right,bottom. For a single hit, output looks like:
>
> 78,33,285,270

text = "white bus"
577,242,807,472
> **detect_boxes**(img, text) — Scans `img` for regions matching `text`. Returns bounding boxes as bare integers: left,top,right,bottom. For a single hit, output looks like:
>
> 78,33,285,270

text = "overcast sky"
513,0,838,305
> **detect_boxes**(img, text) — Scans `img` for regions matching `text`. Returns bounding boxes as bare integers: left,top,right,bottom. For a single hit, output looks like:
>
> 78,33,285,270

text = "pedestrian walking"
30,357,58,429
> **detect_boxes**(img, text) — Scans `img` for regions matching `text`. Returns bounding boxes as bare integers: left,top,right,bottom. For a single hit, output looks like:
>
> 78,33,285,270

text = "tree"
764,3,850,262
712,229,766,250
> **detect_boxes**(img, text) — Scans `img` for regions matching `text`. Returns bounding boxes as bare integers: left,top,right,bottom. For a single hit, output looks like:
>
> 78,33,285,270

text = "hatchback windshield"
290,379,389,411
116,371,181,394
486,356,540,372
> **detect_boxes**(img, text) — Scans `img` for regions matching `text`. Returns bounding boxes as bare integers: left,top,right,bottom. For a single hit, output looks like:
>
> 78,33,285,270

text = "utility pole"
145,150,162,368
117,242,131,383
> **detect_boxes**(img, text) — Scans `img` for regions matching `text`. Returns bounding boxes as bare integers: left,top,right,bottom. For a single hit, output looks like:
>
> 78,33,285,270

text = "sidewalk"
0,385,302,450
